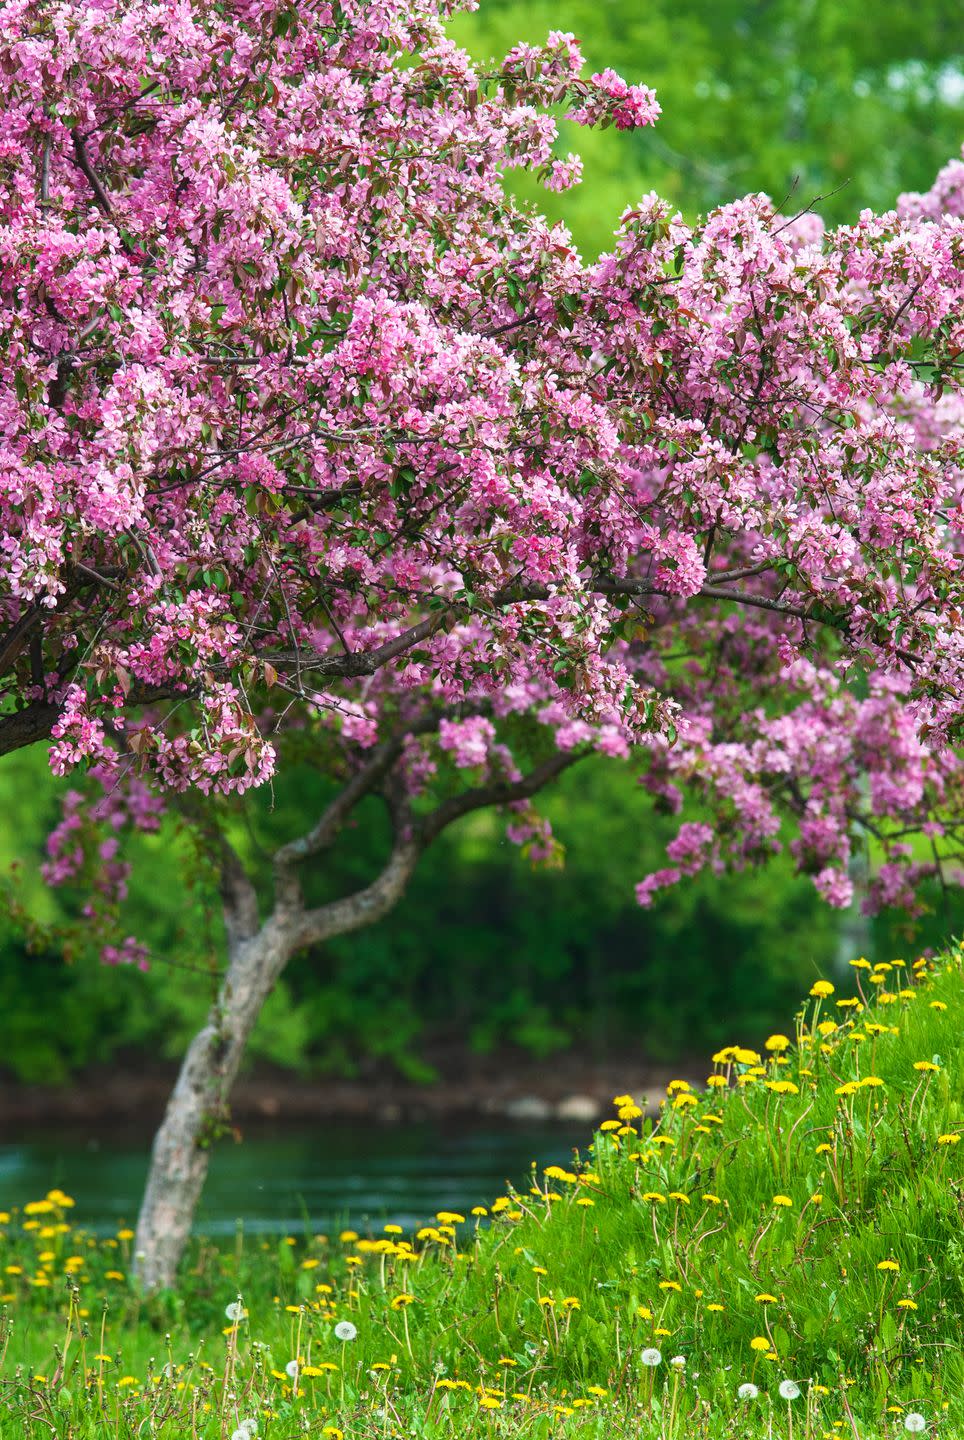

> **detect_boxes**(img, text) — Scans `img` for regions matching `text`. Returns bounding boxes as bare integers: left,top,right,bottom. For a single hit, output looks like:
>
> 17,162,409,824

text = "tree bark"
133,837,421,1290
133,918,291,1291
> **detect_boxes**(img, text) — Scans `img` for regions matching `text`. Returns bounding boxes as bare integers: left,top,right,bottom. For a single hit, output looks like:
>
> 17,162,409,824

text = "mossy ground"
1,947,962,1438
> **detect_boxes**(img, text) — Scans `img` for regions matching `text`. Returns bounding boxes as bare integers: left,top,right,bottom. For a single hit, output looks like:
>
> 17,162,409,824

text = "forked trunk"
133,922,290,1291
131,827,438,1289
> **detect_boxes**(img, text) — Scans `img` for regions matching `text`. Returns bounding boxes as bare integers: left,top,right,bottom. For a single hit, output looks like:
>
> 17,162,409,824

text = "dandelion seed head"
779,1379,801,1400
640,1348,662,1367
334,1320,358,1342
738,1382,759,1400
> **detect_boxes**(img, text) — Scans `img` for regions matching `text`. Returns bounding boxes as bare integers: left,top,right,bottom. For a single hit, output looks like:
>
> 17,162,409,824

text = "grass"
1,948,963,1438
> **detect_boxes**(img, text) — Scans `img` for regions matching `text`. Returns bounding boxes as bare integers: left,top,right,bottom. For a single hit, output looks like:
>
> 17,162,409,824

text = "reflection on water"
0,1121,588,1235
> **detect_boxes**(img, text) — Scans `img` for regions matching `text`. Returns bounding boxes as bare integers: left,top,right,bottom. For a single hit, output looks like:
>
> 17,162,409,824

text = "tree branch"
272,732,411,885
418,747,590,847
290,837,420,950
219,835,260,949
288,747,590,951
0,699,63,756
71,131,115,217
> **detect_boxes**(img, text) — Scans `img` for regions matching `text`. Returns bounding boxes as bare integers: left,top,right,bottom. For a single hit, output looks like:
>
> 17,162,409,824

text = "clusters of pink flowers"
1,0,963,950
573,69,661,131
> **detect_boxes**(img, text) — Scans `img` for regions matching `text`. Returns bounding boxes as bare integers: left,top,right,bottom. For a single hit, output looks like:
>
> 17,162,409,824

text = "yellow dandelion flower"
877,1260,900,1272
755,1293,779,1303
772,1196,792,1208
913,1061,939,1072
897,1299,918,1310
765,1034,790,1052
750,1337,770,1351
702,1193,722,1205
810,980,834,998
658,1280,682,1292
937,1133,961,1145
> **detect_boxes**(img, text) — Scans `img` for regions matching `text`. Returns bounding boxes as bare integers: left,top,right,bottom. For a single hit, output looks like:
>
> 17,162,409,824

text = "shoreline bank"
0,1050,704,1133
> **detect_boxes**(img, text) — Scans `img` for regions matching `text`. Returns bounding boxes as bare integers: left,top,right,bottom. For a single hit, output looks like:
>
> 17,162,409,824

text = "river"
0,1119,588,1235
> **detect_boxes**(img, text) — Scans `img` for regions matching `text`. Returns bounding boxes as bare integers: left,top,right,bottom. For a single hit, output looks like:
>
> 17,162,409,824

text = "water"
0,1120,587,1236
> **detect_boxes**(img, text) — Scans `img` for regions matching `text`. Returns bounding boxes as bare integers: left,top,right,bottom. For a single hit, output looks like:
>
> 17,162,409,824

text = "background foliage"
2,0,962,1085
451,0,964,255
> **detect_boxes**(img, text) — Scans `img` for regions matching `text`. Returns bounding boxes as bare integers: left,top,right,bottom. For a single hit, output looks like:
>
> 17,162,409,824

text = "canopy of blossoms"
2,0,963,929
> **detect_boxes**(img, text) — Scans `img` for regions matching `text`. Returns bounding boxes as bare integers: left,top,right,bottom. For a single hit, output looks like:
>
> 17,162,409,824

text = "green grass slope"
1,948,963,1438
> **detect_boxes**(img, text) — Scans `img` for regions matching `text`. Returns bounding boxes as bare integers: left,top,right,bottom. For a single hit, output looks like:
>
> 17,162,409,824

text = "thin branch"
39,137,52,206
265,613,448,683
419,747,590,847
71,131,115,217
273,737,409,875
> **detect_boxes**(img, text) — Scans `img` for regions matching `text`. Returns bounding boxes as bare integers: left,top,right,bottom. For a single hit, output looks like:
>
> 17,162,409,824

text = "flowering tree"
2,0,963,1285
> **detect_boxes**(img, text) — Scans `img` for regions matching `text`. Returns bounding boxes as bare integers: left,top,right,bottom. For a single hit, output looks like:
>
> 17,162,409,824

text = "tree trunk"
133,920,291,1291
132,836,421,1290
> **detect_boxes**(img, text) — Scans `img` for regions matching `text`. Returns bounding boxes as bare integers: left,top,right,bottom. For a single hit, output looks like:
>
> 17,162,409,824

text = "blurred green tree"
450,0,964,254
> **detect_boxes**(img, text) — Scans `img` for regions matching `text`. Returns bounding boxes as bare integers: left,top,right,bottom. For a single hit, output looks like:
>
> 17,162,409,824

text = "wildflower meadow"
2,947,962,1438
